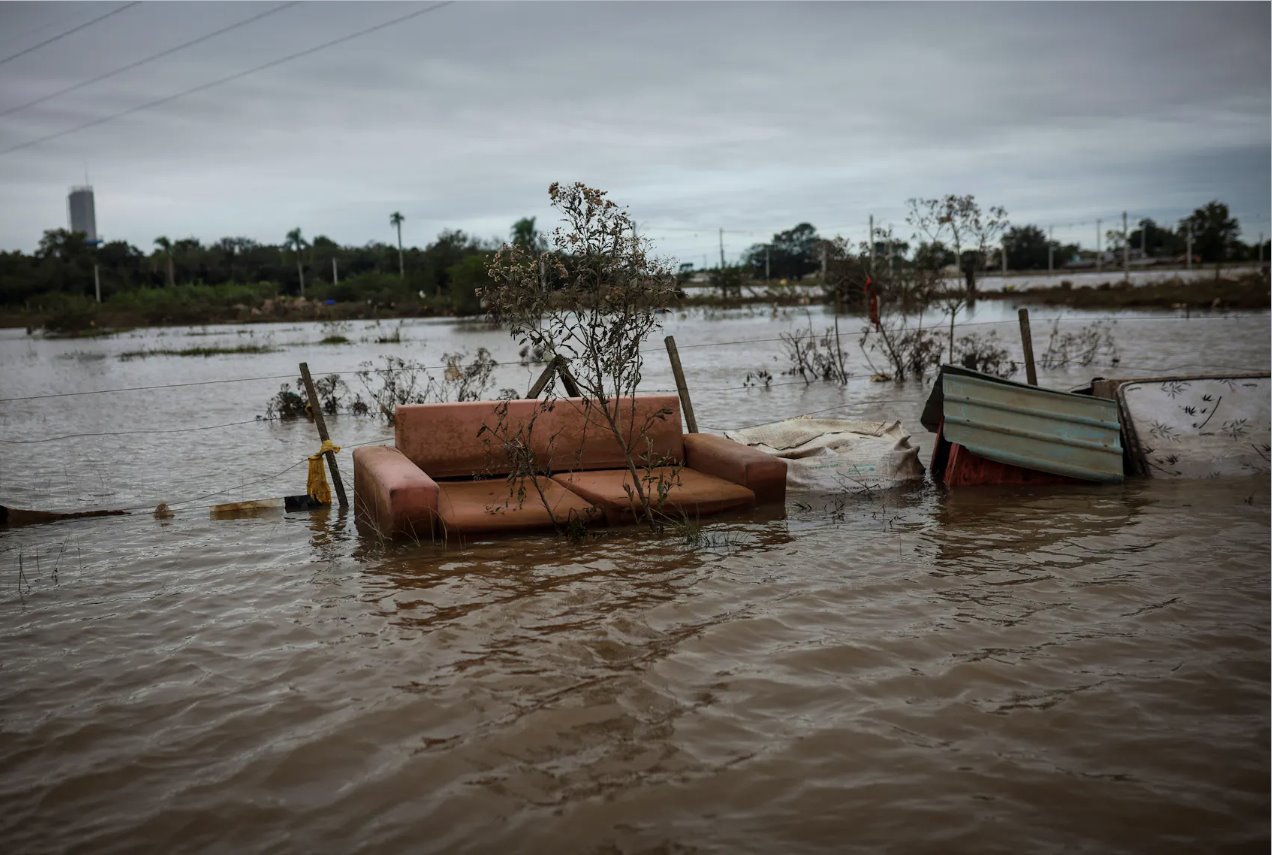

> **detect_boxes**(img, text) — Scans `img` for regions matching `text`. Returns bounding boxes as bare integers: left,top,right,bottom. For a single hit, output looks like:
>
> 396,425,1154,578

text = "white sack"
725,418,925,493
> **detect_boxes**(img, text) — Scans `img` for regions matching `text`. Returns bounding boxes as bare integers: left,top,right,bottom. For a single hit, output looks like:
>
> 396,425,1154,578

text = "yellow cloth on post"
307,440,341,504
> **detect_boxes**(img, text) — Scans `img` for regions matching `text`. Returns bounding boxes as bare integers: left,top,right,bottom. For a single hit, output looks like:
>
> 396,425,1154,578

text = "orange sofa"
352,394,786,539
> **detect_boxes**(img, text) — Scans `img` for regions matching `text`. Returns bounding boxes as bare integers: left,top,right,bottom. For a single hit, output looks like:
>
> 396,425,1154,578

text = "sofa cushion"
551,466,755,523
396,395,684,479
436,476,602,535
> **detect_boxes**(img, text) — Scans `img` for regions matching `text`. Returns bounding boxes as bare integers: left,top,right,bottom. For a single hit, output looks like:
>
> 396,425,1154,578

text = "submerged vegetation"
260,350,509,422
1038,320,1121,369
119,343,276,360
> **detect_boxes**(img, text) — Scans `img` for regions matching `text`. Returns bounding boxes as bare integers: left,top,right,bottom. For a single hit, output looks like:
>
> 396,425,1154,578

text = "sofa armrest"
683,433,786,505
352,445,440,538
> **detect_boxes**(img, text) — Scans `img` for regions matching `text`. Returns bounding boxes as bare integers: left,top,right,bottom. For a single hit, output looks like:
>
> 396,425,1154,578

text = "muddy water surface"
1,306,1268,852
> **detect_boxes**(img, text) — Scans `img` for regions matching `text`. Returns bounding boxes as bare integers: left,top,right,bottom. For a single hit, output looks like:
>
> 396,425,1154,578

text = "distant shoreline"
2,270,1266,335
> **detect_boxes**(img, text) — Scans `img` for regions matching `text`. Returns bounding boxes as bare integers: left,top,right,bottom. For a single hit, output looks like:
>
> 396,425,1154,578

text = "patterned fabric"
1121,377,1271,478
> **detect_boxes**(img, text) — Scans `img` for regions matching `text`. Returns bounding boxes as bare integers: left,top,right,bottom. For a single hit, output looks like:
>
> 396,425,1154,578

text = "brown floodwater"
1,305,1268,852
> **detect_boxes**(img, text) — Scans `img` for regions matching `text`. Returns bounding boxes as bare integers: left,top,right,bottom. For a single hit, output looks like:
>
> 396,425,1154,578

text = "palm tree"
389,211,405,279
286,228,308,297
154,236,175,287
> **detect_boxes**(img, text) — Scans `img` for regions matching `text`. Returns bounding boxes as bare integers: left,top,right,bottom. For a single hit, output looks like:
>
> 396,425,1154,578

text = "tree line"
0,212,553,313
1,198,1263,315
739,198,1265,292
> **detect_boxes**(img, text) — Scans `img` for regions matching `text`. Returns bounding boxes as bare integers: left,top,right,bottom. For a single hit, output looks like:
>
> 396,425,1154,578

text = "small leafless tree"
818,235,868,311
482,182,682,528
907,194,1008,301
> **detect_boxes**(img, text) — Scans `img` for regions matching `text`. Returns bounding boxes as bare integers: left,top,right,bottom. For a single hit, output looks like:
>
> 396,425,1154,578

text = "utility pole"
764,245,770,280
887,224,894,277
1122,211,1129,280
93,263,101,303
718,228,725,270
332,257,339,286
821,246,828,282
1140,219,1147,257
868,214,875,274
1259,233,1265,265
1048,225,1054,274
1001,236,1008,274
1096,219,1102,273
1186,222,1193,270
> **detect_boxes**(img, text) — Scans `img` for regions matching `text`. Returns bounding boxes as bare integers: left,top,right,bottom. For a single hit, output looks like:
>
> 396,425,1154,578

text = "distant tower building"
67,185,98,244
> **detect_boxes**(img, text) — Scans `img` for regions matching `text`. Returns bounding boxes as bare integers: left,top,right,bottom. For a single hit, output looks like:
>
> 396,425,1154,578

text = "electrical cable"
0,5,98,50
0,2,140,68
0,2,300,119
0,417,279,444
0,1,454,157
134,434,390,511
0,357,471,403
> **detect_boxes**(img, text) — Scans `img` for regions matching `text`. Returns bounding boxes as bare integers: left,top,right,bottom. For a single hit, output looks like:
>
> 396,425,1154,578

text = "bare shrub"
780,324,849,383
261,350,502,422
482,182,683,528
953,331,1017,378
1038,320,1121,369
355,351,499,422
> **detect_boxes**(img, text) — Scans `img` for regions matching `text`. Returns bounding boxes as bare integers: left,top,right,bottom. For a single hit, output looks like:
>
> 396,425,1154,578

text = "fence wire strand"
4,313,1259,403
4,310,1264,511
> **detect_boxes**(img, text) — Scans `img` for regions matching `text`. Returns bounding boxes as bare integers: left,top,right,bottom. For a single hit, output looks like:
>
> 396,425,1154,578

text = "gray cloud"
0,1,1267,260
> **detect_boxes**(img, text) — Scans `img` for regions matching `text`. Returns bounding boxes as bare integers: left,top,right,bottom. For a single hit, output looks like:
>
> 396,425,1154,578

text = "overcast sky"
0,1,1268,264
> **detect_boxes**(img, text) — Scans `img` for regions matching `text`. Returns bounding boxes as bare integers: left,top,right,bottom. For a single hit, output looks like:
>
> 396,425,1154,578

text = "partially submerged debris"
1091,374,1270,478
0,504,128,528
923,365,1125,486
208,495,326,519
725,418,924,493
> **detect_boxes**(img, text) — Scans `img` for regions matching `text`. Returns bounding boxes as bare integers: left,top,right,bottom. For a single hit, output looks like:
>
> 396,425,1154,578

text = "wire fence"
4,312,1260,404
3,314,1266,514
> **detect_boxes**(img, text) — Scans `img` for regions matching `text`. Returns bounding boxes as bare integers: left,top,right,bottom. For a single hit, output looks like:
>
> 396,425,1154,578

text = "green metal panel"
941,372,1124,483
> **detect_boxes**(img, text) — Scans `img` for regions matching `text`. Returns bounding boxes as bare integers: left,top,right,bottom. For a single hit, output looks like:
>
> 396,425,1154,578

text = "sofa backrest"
395,395,685,479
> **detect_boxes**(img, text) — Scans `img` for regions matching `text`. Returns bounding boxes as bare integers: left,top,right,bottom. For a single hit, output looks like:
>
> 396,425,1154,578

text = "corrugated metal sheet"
941,370,1124,483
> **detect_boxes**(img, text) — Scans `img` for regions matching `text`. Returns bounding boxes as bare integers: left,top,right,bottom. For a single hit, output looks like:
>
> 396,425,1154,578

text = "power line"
0,417,278,445
0,5,98,51
0,357,471,403
0,1,455,158
0,2,300,120
0,2,140,68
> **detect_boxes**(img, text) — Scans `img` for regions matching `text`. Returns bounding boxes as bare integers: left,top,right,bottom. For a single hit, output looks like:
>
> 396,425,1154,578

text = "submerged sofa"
352,394,786,539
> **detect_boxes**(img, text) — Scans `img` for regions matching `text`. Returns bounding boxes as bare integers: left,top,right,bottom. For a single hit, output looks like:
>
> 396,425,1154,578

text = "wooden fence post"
299,362,348,509
1018,308,1038,386
526,358,558,398
526,355,582,399
556,359,581,398
664,335,699,433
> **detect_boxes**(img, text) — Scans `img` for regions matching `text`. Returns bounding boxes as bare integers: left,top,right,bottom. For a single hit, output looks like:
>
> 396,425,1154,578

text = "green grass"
118,344,277,360
319,335,351,345
988,271,1271,310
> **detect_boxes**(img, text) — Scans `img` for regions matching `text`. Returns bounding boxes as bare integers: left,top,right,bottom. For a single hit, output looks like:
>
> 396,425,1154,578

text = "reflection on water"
0,311,1268,852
